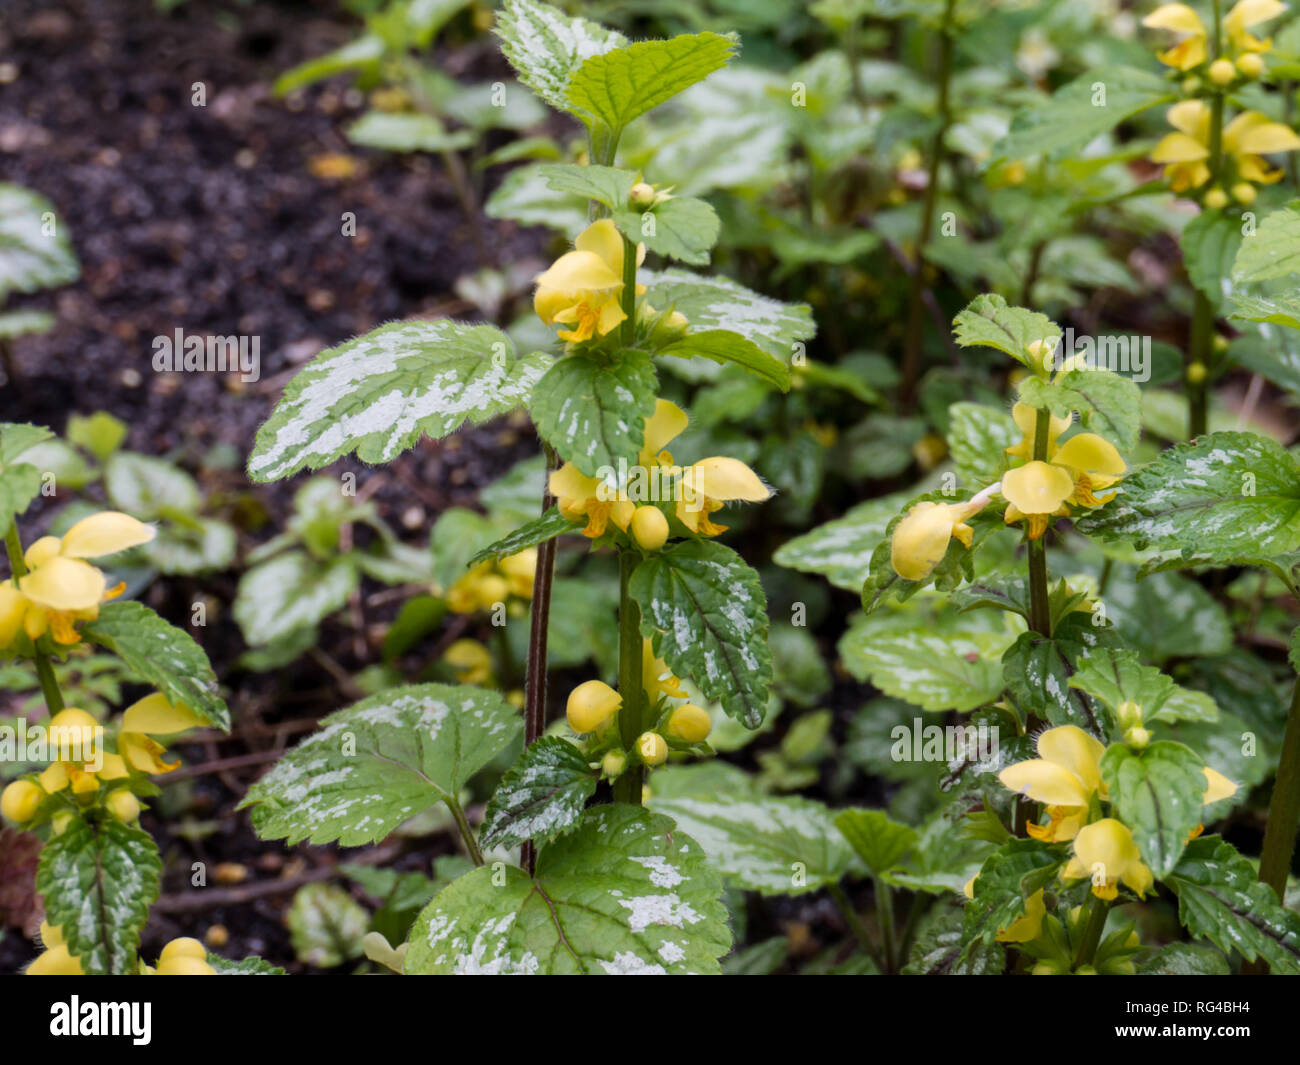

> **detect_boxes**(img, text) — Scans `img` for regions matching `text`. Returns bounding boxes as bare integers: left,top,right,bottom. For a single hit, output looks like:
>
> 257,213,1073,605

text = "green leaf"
630,539,772,728
1167,836,1300,972
1183,208,1244,310
0,422,53,466
947,402,1017,490
1230,289,1300,330
81,601,229,729
493,0,628,115
104,451,201,518
613,197,720,266
479,736,596,850
248,320,551,482
567,32,737,135
240,683,521,846
952,294,1061,368
1070,647,1218,726
834,808,917,876
207,955,287,975
485,163,588,236
0,184,79,300
1135,942,1230,975
962,838,1060,951
1105,569,1233,664
993,67,1174,163
36,818,161,975
658,330,790,390
0,463,39,539
1019,368,1142,454
1233,201,1300,282
406,805,730,973
1101,741,1207,876
1000,613,1108,731
0,309,54,338
233,553,359,647
529,352,658,477
287,883,369,968
346,111,476,153
467,506,581,566
649,795,856,895
642,269,815,360
1076,431,1300,562
273,34,384,96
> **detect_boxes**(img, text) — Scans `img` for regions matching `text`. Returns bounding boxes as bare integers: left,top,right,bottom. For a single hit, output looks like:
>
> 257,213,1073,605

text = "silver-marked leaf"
207,955,288,975
630,540,772,728
485,163,588,236
36,818,161,975
248,320,551,482
494,0,627,115
529,351,658,477
104,451,201,518
240,684,520,846
659,330,790,391
406,805,730,973
0,184,79,300
642,269,815,359
81,601,229,729
1230,290,1300,330
233,553,359,647
952,294,1061,368
947,402,1018,490
1069,647,1218,727
0,309,54,338
648,795,855,896
1077,431,1300,563
467,506,581,566
567,32,737,134
1019,368,1141,454
479,736,596,850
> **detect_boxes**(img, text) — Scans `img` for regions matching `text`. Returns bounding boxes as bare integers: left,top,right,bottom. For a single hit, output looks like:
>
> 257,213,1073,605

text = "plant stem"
1073,894,1110,969
446,795,485,867
521,441,558,877
874,876,897,973
1026,406,1053,637
828,882,882,968
612,548,645,805
620,232,638,348
5,523,65,713
1258,678,1300,901
900,0,956,405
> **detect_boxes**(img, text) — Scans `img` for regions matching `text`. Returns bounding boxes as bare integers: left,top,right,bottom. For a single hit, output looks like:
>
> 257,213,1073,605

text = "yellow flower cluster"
26,925,214,975
534,219,645,343
563,639,711,774
0,512,154,647
550,400,772,543
445,549,536,614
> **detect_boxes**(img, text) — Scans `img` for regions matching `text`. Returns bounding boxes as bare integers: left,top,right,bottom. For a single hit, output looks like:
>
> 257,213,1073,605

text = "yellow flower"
549,462,635,539
995,887,1047,944
38,707,124,796
675,457,771,536
117,693,204,775
566,680,621,734
643,639,686,704
637,731,668,766
27,943,84,975
889,500,983,581
1151,99,1300,193
443,639,493,686
534,219,644,343
0,512,153,646
498,549,537,599
1063,818,1154,900
999,725,1108,843
665,704,712,743
1203,766,1237,803
446,563,508,613
1005,401,1071,461
1143,0,1286,70
1002,432,1125,538
154,937,214,975
1,779,43,823
630,506,669,550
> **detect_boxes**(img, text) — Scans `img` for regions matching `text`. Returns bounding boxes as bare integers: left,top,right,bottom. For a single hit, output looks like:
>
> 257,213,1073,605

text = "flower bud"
628,182,657,209
665,704,712,743
1232,181,1257,205
1204,188,1229,210
1237,53,1264,78
630,507,669,550
1026,338,1055,372
205,924,230,950
156,955,215,975
566,680,622,734
1,780,42,823
601,749,627,778
1124,725,1152,749
1182,75,1201,94
27,943,84,975
1116,699,1143,730
477,574,509,608
1187,361,1208,384
1208,59,1236,86
106,788,140,823
159,937,208,965
1031,960,1068,975
637,731,668,767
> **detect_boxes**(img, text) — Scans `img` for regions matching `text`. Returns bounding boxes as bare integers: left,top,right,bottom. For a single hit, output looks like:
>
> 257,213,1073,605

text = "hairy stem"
1258,678,1300,901
446,795,485,867
900,0,956,404
1026,406,1053,637
612,548,645,805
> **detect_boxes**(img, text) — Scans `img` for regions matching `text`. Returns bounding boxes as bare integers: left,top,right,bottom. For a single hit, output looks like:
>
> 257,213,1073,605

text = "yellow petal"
99,752,130,781
24,536,62,569
18,557,106,612
890,502,959,581
1142,2,1207,34
689,457,771,502
1036,725,1106,795
1158,35,1208,69
39,762,68,793
1008,402,1070,458
1231,116,1300,155
642,399,689,462
1225,0,1287,32
121,692,205,735
999,758,1091,806
1167,99,1211,140
575,218,625,275
26,944,84,975
121,733,179,774
534,249,622,295
995,888,1046,944
58,512,155,559
1053,433,1126,477
1202,767,1238,804
548,462,601,506
1070,818,1150,898
1151,131,1210,164
0,583,26,646
1001,461,1075,517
